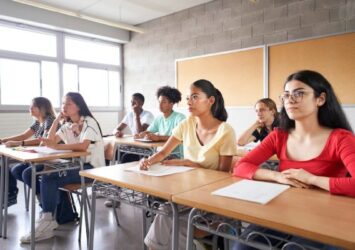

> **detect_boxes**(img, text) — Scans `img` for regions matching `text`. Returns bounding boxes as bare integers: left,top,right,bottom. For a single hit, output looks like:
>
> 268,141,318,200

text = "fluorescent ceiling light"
12,0,144,33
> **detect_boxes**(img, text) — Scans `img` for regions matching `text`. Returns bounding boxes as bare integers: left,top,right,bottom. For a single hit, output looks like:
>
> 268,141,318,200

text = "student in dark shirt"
237,98,279,146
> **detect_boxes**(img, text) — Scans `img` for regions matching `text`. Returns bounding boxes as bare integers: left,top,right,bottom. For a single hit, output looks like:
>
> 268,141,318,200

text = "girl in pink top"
233,70,354,249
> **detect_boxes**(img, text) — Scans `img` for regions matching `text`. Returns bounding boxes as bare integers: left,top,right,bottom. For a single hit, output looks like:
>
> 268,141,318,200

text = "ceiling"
27,0,214,25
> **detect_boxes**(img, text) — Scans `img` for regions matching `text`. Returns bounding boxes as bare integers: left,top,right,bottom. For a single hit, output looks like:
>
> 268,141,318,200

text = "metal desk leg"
3,156,9,238
110,143,119,165
186,208,198,250
142,208,148,250
170,202,179,250
79,160,89,245
0,156,5,238
88,182,97,250
116,145,121,164
30,163,37,250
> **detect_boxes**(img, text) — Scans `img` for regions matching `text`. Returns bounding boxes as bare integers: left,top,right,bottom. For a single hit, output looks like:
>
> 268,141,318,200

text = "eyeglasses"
279,90,311,103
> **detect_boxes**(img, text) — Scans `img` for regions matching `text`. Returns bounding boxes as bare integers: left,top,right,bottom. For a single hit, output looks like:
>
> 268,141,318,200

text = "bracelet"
21,141,25,146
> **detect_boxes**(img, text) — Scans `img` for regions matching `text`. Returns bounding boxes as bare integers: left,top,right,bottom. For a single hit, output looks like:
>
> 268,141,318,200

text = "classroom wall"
124,0,355,135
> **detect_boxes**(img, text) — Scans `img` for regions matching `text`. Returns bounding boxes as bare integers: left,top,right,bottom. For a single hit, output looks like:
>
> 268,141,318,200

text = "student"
237,98,279,146
20,92,105,243
0,97,56,207
233,70,355,250
135,86,186,157
105,93,154,163
140,79,237,250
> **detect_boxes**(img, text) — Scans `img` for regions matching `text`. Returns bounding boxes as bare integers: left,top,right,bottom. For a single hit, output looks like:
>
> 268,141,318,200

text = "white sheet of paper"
124,163,194,176
134,138,153,142
26,146,72,155
212,180,289,205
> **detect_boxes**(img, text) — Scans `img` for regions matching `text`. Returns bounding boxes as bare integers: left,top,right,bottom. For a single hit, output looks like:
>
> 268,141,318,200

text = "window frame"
0,20,123,112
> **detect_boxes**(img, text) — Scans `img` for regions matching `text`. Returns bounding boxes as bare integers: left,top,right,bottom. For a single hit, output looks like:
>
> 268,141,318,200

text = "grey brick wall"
124,0,355,109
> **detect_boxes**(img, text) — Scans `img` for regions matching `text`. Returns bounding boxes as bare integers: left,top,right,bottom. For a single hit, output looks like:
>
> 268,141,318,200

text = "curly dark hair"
156,86,182,104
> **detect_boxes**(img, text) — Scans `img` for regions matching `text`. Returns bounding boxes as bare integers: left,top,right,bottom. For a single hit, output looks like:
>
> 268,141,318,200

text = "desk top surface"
0,145,89,163
172,177,355,249
80,162,230,200
104,135,165,148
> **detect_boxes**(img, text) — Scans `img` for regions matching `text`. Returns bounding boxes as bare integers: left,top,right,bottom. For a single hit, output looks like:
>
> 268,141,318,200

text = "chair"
59,183,91,242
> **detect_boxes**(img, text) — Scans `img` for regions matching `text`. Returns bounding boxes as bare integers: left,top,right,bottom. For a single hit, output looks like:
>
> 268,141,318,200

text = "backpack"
56,190,79,224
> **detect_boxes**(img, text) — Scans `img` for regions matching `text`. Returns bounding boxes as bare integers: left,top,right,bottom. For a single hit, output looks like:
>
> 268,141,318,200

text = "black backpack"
56,190,79,224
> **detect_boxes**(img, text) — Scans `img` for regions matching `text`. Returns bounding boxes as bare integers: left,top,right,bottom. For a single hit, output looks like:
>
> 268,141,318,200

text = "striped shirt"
30,115,55,138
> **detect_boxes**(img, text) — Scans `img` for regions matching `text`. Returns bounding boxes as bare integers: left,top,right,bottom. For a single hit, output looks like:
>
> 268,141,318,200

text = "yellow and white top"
172,116,237,170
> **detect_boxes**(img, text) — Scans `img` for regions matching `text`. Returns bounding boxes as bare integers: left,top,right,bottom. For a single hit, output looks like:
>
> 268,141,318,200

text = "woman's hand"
281,169,316,186
145,133,159,141
4,141,21,147
115,130,124,138
139,158,152,170
274,171,310,188
39,138,58,149
134,131,147,139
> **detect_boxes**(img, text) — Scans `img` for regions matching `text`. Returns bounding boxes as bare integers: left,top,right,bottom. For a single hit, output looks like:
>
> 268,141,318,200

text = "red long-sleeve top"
233,128,355,197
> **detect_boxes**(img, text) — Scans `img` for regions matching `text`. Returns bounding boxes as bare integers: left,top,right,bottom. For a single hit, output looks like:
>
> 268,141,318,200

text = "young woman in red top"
233,70,354,249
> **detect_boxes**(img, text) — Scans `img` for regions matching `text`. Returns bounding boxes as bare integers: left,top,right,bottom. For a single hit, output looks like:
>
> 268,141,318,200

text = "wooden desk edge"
79,170,172,200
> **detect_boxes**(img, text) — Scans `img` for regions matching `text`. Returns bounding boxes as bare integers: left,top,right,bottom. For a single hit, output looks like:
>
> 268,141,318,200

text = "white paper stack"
26,146,72,155
212,180,289,205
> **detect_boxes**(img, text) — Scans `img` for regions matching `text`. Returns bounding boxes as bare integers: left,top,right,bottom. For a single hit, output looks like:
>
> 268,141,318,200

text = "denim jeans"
10,163,43,194
8,168,18,195
40,163,93,214
232,225,342,250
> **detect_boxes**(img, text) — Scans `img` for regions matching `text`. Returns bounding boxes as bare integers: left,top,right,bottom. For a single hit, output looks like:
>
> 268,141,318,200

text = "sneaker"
104,199,120,208
20,213,58,244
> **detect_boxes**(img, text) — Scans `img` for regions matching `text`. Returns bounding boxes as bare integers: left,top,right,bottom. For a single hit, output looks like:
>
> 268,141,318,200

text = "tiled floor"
0,187,144,250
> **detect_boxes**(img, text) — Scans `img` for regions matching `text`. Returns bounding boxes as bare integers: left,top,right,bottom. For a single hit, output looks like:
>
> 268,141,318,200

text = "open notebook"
212,180,289,205
25,146,72,155
125,163,194,176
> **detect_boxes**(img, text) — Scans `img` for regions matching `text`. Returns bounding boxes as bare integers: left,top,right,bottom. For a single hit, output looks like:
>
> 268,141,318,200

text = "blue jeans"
233,225,342,250
40,163,93,214
10,163,43,194
8,168,18,195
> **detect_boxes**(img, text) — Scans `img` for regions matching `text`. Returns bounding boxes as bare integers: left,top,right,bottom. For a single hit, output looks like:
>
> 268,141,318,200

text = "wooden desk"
80,162,230,250
173,177,355,249
104,136,166,165
0,146,89,250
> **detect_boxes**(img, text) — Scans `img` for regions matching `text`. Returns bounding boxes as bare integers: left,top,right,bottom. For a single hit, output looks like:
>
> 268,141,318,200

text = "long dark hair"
32,97,56,119
65,92,103,136
279,70,352,132
192,79,228,121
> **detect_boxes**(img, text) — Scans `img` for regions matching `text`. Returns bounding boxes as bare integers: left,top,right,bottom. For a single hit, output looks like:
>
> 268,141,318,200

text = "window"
62,65,120,107
0,24,56,57
65,36,120,65
41,61,60,106
0,59,40,105
0,21,122,110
